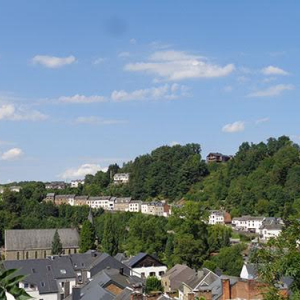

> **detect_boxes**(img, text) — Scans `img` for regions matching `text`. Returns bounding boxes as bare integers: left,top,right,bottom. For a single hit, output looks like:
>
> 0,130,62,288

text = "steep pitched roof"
2,256,76,295
5,228,79,251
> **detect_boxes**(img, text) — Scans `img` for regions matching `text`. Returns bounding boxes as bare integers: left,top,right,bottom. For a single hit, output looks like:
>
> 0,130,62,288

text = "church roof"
5,228,79,251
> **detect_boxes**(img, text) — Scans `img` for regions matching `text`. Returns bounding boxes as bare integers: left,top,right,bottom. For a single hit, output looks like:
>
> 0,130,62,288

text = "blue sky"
0,1,299,182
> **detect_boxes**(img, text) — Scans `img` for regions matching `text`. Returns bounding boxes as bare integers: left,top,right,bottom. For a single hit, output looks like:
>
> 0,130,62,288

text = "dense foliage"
186,136,300,218
145,276,163,294
0,187,95,247
253,219,300,299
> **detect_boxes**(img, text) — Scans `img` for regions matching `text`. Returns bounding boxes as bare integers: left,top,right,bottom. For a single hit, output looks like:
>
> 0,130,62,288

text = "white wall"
131,266,167,279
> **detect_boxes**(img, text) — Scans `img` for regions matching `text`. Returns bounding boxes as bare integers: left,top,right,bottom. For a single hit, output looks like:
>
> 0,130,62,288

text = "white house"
127,253,167,279
70,179,85,188
113,173,130,184
232,216,265,233
128,200,141,212
87,196,115,210
208,210,231,225
141,203,149,214
259,217,283,241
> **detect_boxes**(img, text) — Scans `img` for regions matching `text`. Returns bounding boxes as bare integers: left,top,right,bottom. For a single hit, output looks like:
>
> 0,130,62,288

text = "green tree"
211,244,246,276
101,214,119,256
145,276,163,294
0,269,32,299
51,230,63,255
254,220,300,297
79,221,96,253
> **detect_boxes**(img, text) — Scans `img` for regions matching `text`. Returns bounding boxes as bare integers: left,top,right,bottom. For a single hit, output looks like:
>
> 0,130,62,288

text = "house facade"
206,152,232,163
232,216,265,233
113,173,130,184
208,210,232,225
114,197,131,211
126,253,167,279
70,179,85,188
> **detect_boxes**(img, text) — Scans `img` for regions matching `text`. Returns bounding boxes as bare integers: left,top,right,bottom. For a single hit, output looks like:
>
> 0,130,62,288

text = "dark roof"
126,253,164,268
5,228,79,251
70,251,131,278
77,268,142,300
89,196,112,201
162,264,195,291
2,256,76,295
245,264,258,278
115,197,132,204
115,253,127,262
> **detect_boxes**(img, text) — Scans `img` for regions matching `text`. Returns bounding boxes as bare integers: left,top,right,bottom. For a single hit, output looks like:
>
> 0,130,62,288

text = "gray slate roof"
70,251,131,278
76,268,142,300
2,256,76,294
162,264,195,291
5,228,79,251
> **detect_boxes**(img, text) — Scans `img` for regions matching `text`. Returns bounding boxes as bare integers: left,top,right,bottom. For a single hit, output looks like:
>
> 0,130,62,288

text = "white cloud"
1,148,24,161
75,116,126,125
255,117,270,125
248,84,294,97
125,50,235,81
32,55,76,68
93,57,106,65
118,52,130,58
262,66,289,76
170,141,180,146
111,84,189,102
59,163,106,179
58,94,106,104
0,104,48,121
222,121,245,133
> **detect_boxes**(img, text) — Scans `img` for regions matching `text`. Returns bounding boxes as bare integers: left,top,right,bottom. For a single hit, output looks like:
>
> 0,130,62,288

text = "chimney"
187,292,195,300
222,279,231,300
72,286,81,300
197,270,204,279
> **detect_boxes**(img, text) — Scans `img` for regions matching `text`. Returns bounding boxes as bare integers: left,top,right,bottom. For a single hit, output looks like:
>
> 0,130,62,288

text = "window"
32,268,36,274
61,282,65,288
47,265,51,271
17,252,20,260
44,251,47,258
24,283,29,288
150,272,155,277
159,271,165,276
26,252,29,260
35,251,38,259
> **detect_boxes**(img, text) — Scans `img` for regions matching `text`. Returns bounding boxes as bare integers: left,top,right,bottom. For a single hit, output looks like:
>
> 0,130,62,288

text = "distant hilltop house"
208,210,232,225
0,185,22,194
45,181,66,190
5,228,80,260
113,173,130,184
70,179,85,188
206,152,232,163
